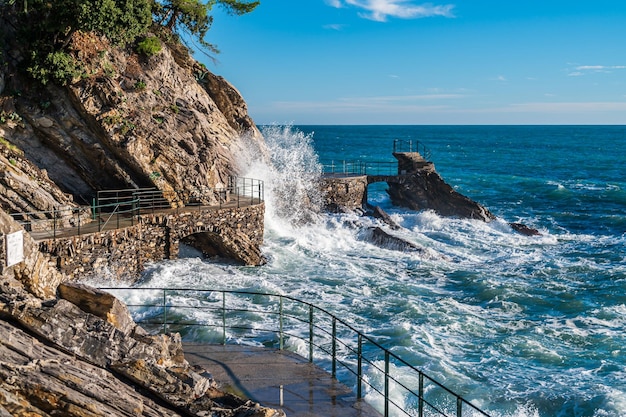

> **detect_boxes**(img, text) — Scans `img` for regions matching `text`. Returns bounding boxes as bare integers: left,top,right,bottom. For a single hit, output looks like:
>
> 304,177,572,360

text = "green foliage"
0,111,23,125
136,36,162,56
134,80,147,90
1,0,259,85
153,0,259,53
27,50,81,85
3,0,152,85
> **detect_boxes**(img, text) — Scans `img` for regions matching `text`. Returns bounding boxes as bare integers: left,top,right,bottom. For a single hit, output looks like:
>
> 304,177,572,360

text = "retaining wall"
37,203,265,281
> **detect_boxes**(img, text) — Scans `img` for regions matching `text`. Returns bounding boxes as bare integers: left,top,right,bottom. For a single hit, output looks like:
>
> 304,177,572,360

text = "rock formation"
387,152,540,235
0,12,280,415
0,209,283,416
386,152,496,221
0,19,269,269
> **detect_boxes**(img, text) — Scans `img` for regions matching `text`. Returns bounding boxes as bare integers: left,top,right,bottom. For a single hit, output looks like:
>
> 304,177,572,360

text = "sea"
103,125,626,417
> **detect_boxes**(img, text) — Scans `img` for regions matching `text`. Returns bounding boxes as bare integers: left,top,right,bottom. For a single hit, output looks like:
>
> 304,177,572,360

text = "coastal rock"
57,282,137,336
509,222,541,236
387,153,496,222
0,188,283,416
369,205,401,230
364,226,426,253
0,25,268,275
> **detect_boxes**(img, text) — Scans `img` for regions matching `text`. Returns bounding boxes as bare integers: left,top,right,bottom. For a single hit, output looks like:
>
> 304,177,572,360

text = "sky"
204,1,626,125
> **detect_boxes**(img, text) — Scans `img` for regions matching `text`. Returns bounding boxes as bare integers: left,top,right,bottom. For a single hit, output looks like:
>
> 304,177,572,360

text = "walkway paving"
183,343,382,417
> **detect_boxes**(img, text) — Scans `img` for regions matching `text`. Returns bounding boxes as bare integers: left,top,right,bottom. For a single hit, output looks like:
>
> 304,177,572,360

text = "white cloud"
325,0,344,7
568,65,626,76
329,0,456,22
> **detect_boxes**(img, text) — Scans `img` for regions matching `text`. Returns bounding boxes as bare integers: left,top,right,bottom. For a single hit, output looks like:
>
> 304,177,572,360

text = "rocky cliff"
0,13,280,416
0,27,263,214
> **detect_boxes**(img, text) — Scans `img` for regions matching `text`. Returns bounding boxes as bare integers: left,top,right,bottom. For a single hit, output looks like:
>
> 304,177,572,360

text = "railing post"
309,305,314,363
357,334,363,400
279,296,284,350
384,351,390,417
162,290,167,334
222,292,226,345
418,372,424,417
331,318,337,378
457,397,463,417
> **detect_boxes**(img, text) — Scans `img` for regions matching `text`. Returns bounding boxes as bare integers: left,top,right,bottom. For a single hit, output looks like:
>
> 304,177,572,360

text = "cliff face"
0,22,282,414
0,29,263,211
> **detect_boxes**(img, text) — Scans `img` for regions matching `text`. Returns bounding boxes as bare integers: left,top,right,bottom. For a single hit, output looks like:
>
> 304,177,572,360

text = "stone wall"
320,175,368,212
37,203,265,281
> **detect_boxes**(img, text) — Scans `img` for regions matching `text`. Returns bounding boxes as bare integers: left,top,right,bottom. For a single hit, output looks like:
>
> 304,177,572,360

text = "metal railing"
393,140,432,161
10,198,141,240
321,160,399,176
9,177,264,240
101,287,491,417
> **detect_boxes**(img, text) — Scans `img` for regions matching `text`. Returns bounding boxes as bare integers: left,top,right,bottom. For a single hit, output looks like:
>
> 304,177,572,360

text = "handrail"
8,177,264,240
9,198,140,240
393,139,432,161
100,287,492,417
321,160,399,176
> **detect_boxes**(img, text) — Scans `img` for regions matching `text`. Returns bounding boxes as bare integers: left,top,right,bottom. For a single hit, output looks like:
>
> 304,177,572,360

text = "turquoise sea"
112,125,626,417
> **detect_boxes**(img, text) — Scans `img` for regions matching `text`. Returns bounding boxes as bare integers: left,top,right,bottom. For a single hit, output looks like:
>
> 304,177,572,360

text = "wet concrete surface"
183,343,382,417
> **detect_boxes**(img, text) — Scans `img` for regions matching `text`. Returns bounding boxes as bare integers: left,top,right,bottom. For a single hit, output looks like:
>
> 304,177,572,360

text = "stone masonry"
37,203,265,281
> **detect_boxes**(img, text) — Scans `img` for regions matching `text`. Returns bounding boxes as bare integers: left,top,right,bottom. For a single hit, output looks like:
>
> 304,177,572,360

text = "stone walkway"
183,344,382,417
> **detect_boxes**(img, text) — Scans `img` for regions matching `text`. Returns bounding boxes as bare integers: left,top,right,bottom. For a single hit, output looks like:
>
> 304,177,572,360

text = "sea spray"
236,124,325,231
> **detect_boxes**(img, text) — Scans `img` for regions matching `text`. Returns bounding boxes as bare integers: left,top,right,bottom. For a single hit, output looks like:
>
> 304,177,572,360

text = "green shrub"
134,80,147,90
136,36,162,57
27,51,81,86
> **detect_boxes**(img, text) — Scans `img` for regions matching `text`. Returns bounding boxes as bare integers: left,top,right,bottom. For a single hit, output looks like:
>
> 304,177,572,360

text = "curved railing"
9,177,264,240
101,287,492,417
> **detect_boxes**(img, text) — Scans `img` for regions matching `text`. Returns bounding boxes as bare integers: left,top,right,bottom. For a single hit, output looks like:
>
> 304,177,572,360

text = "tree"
153,0,259,53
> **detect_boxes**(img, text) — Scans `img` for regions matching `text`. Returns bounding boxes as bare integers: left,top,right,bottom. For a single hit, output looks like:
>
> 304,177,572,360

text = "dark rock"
369,205,401,230
509,222,542,236
387,154,495,222
364,226,426,253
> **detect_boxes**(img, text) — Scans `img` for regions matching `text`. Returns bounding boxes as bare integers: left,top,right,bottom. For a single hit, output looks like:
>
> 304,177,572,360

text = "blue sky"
205,1,626,125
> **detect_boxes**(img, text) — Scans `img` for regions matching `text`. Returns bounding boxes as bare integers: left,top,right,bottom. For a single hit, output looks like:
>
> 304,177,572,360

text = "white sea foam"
97,125,626,417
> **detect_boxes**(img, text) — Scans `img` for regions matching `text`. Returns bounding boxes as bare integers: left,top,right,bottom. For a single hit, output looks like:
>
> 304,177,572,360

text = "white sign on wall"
6,230,24,267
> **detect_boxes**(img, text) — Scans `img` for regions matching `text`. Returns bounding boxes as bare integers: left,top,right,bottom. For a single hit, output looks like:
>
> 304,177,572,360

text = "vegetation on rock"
0,0,259,85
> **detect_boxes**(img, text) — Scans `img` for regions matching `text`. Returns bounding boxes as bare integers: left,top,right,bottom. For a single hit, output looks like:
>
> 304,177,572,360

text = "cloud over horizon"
326,0,456,22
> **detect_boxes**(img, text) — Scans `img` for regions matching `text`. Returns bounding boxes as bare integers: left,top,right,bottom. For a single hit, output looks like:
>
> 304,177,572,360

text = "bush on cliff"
1,0,260,85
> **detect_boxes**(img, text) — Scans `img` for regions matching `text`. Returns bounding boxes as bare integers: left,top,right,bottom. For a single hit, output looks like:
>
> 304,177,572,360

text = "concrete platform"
183,343,382,417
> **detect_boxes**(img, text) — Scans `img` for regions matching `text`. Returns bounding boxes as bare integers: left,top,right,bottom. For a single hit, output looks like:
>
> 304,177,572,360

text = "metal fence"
321,160,399,176
101,287,491,417
10,177,264,240
393,140,432,161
